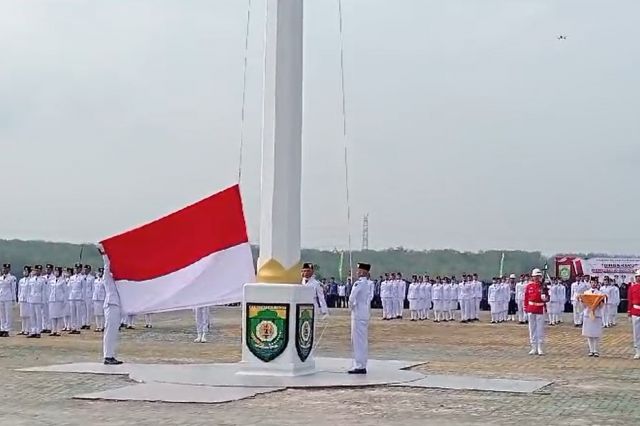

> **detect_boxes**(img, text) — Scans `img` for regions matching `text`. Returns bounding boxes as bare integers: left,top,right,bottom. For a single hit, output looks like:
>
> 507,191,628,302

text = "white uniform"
349,277,370,371
488,283,499,322
458,281,472,322
442,282,452,321
571,280,589,325
548,283,561,325
303,276,329,317
27,275,46,335
17,276,31,333
432,283,443,321
0,273,17,334
395,279,406,318
194,306,210,343
473,280,482,320
380,280,392,319
102,255,122,360
48,276,68,333
606,285,620,326
423,281,432,320
41,273,53,331
515,280,526,323
83,274,96,327
581,289,605,355
407,282,420,320
449,282,459,320
67,274,85,331
92,276,106,330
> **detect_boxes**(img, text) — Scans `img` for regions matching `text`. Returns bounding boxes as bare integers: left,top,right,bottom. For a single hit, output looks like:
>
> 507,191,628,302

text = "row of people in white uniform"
0,263,150,338
398,274,483,322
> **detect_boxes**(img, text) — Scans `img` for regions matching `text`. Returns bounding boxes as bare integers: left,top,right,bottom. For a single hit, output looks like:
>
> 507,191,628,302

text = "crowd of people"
0,263,210,344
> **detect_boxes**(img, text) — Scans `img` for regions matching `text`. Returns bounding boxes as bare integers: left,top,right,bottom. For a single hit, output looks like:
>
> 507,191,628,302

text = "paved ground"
1,307,639,426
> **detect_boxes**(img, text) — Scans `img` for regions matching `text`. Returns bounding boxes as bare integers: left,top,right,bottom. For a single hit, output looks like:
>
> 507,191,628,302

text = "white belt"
528,301,545,306
633,304,640,310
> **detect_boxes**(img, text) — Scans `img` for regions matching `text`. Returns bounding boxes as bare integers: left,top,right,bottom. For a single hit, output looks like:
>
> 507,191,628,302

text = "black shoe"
593,353,600,357
42,329,51,334
104,357,124,365
27,334,37,338
347,368,367,375
126,326,135,330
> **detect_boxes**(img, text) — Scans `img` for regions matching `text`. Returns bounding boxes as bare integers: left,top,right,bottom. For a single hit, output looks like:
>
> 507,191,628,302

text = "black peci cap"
357,262,371,272
2,263,10,268
302,263,314,269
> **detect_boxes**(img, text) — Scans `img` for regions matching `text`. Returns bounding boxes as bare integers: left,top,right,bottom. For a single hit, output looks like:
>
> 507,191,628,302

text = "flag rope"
237,0,254,183
337,0,354,278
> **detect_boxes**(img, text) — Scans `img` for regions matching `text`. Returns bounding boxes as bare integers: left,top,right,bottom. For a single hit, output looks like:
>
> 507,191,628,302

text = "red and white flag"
100,185,255,314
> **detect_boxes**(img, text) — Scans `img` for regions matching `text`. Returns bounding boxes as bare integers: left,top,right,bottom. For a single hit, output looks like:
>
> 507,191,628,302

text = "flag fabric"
338,251,344,281
100,185,255,314
499,252,505,277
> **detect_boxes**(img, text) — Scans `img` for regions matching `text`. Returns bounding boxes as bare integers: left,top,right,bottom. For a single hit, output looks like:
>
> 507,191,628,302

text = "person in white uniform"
144,313,153,328
407,276,420,321
27,265,46,338
47,266,68,336
98,245,124,365
580,278,606,357
62,267,72,331
17,266,32,335
600,278,612,328
0,263,17,337
449,277,459,321
442,278,453,321
548,278,562,326
82,265,95,330
432,278,443,322
488,278,499,323
472,274,482,321
67,263,85,335
348,262,371,374
606,282,620,327
92,268,106,332
571,276,589,327
515,274,527,324
194,306,210,343
380,274,391,320
301,263,329,319
417,276,428,321
459,275,472,323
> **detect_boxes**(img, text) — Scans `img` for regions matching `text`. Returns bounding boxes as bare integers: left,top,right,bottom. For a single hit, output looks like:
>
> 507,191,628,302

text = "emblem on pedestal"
295,304,315,362
246,303,290,362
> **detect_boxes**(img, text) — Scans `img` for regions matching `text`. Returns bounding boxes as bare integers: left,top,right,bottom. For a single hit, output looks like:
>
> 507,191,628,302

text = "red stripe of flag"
101,185,249,281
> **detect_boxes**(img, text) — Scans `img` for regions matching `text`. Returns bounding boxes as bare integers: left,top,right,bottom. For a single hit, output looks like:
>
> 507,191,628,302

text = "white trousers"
70,300,83,330
475,298,481,318
460,299,471,321
42,302,50,330
632,316,640,350
144,314,153,326
0,301,13,332
103,304,121,359
381,297,392,319
195,307,210,335
517,301,525,321
587,337,601,353
351,318,369,370
528,313,545,345
30,303,43,334
573,301,583,325
50,317,63,333
84,299,93,325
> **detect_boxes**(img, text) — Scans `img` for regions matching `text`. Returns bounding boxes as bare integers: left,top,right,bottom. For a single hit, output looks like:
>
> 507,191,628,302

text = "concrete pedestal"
238,283,316,376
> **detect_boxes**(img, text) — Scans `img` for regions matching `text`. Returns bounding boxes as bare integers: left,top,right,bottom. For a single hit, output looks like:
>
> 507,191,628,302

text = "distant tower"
362,214,369,251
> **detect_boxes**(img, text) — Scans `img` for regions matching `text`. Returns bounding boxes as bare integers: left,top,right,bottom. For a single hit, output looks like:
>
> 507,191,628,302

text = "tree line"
1,239,564,280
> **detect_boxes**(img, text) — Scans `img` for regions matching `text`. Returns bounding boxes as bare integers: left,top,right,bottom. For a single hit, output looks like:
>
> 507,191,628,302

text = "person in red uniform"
628,269,640,359
524,268,548,355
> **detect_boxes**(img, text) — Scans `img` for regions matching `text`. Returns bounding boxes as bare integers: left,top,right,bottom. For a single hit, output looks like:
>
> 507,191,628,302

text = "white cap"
635,269,640,277
531,268,543,277
509,274,517,279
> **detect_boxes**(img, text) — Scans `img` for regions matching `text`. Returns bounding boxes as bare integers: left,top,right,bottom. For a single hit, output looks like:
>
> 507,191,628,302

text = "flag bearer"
194,306,210,343
98,245,124,365
580,278,606,357
349,262,371,374
524,269,548,355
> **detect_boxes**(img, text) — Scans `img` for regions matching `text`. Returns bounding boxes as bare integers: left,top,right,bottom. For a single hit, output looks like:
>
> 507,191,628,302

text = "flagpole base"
238,283,317,377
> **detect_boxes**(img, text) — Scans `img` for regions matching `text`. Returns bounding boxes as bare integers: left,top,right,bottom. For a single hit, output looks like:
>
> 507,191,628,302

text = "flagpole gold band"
256,259,302,284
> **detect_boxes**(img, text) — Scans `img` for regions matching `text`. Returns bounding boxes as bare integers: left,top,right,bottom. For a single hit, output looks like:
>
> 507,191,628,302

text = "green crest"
246,303,289,362
558,265,571,281
295,304,315,362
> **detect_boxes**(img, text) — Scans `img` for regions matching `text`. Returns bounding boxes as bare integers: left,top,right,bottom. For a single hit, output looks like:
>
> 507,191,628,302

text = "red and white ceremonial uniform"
628,282,640,358
524,281,546,353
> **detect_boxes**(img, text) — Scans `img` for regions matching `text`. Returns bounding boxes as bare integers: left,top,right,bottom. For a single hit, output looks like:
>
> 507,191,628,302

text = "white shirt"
0,273,17,302
49,277,68,303
67,274,85,301
18,277,30,303
27,275,47,304
84,274,96,300
92,277,106,301
488,284,498,302
407,282,419,300
303,276,329,315
349,277,371,320
432,283,443,300
102,255,121,307
337,284,346,297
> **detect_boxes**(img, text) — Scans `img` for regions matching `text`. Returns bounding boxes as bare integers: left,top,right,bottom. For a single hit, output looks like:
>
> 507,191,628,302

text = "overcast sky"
1,0,639,254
